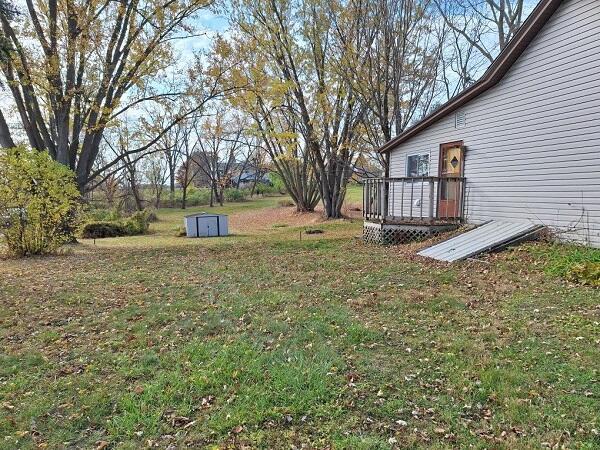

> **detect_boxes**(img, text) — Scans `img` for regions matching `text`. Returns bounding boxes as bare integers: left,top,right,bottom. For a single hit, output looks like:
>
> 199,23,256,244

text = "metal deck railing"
363,176,466,223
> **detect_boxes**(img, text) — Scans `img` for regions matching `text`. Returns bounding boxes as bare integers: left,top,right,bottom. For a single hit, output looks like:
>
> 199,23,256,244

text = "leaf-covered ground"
1,196,599,449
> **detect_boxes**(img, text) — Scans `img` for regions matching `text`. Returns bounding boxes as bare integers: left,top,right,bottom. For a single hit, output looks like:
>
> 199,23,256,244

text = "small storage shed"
184,213,229,238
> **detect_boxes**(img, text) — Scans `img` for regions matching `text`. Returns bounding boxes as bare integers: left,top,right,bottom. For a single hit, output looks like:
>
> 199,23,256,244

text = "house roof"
379,0,563,154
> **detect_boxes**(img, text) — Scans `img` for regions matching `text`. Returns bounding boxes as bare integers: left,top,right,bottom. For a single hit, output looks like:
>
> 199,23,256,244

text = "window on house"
406,154,429,177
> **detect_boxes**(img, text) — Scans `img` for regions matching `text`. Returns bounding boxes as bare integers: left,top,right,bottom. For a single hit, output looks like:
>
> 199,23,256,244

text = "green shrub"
143,208,159,223
85,206,123,222
182,187,211,206
0,147,80,256
253,182,277,196
123,210,150,235
173,226,187,237
81,221,128,239
269,172,287,194
81,210,150,239
529,242,600,286
224,188,247,202
566,262,600,287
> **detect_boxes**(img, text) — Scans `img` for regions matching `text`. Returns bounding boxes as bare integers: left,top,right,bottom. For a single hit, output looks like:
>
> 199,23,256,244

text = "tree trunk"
0,110,15,148
311,145,352,219
218,186,224,206
271,158,320,213
250,175,258,197
181,186,187,209
169,166,176,208
131,183,144,211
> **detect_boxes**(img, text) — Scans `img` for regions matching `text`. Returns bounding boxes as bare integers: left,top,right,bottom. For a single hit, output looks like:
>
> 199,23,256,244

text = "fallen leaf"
95,441,109,450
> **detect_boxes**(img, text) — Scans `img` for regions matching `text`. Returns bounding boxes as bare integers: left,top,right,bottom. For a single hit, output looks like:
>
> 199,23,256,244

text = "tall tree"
0,0,215,191
220,35,321,212
331,0,443,163
0,0,15,148
248,97,321,212
192,110,246,207
175,118,199,209
224,0,365,218
145,152,169,208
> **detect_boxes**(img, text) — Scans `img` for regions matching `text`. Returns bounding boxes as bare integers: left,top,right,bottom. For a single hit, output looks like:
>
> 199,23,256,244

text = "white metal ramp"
417,220,544,262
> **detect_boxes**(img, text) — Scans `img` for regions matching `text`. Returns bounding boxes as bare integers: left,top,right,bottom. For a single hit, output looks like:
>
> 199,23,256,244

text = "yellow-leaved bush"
0,147,80,257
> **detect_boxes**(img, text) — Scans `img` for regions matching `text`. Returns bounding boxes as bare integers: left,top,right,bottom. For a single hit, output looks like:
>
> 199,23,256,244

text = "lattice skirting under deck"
363,221,458,245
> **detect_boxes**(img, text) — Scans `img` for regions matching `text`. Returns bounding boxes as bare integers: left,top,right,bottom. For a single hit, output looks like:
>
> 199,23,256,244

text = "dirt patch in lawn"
229,202,363,233
229,206,325,232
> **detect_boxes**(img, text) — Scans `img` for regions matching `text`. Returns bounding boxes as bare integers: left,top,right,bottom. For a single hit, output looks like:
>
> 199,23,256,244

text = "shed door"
438,142,464,219
196,216,220,237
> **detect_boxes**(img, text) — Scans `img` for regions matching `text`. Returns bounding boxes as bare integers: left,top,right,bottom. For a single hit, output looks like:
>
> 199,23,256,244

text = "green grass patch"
530,242,600,276
0,198,598,448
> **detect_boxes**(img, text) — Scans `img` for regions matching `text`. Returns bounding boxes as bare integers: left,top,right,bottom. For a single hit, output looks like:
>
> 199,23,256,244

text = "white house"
364,0,600,247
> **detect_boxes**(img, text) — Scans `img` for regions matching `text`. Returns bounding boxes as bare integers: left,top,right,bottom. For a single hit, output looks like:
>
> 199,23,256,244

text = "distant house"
231,169,271,188
364,0,600,247
186,152,270,190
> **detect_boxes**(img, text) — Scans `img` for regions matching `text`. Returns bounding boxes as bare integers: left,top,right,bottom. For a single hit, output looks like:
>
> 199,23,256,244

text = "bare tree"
191,111,246,207
145,153,169,208
176,119,200,210
141,106,186,208
331,0,443,168
434,0,525,88
242,138,270,197
224,0,365,218
98,173,122,209
97,119,154,211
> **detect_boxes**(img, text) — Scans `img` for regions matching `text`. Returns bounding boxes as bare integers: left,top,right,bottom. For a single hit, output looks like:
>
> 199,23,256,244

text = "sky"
174,9,230,60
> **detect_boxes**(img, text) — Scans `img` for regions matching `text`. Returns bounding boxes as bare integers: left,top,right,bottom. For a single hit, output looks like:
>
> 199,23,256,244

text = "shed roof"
184,212,228,218
379,0,563,154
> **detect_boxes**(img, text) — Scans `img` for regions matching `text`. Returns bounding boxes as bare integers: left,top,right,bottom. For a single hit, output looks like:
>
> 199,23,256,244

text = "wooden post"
382,179,388,220
428,178,434,223
362,181,366,219
400,181,405,220
409,178,414,219
436,178,442,219
419,179,424,219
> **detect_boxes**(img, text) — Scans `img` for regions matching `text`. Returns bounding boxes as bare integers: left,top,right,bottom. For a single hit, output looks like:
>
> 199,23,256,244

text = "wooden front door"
438,142,464,219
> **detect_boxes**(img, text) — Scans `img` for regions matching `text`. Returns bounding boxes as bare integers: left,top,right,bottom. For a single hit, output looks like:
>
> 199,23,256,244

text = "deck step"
417,220,544,262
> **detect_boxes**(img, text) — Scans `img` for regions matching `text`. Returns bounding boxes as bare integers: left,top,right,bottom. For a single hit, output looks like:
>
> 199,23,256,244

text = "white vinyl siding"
388,0,600,246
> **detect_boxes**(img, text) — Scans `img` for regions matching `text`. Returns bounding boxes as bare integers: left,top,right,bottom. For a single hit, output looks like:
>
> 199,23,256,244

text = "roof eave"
378,0,563,154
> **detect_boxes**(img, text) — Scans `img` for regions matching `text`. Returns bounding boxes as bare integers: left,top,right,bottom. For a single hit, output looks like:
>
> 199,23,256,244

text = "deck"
362,176,466,244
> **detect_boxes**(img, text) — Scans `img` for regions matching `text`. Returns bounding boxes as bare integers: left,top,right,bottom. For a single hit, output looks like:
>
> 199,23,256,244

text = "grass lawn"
1,195,599,449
